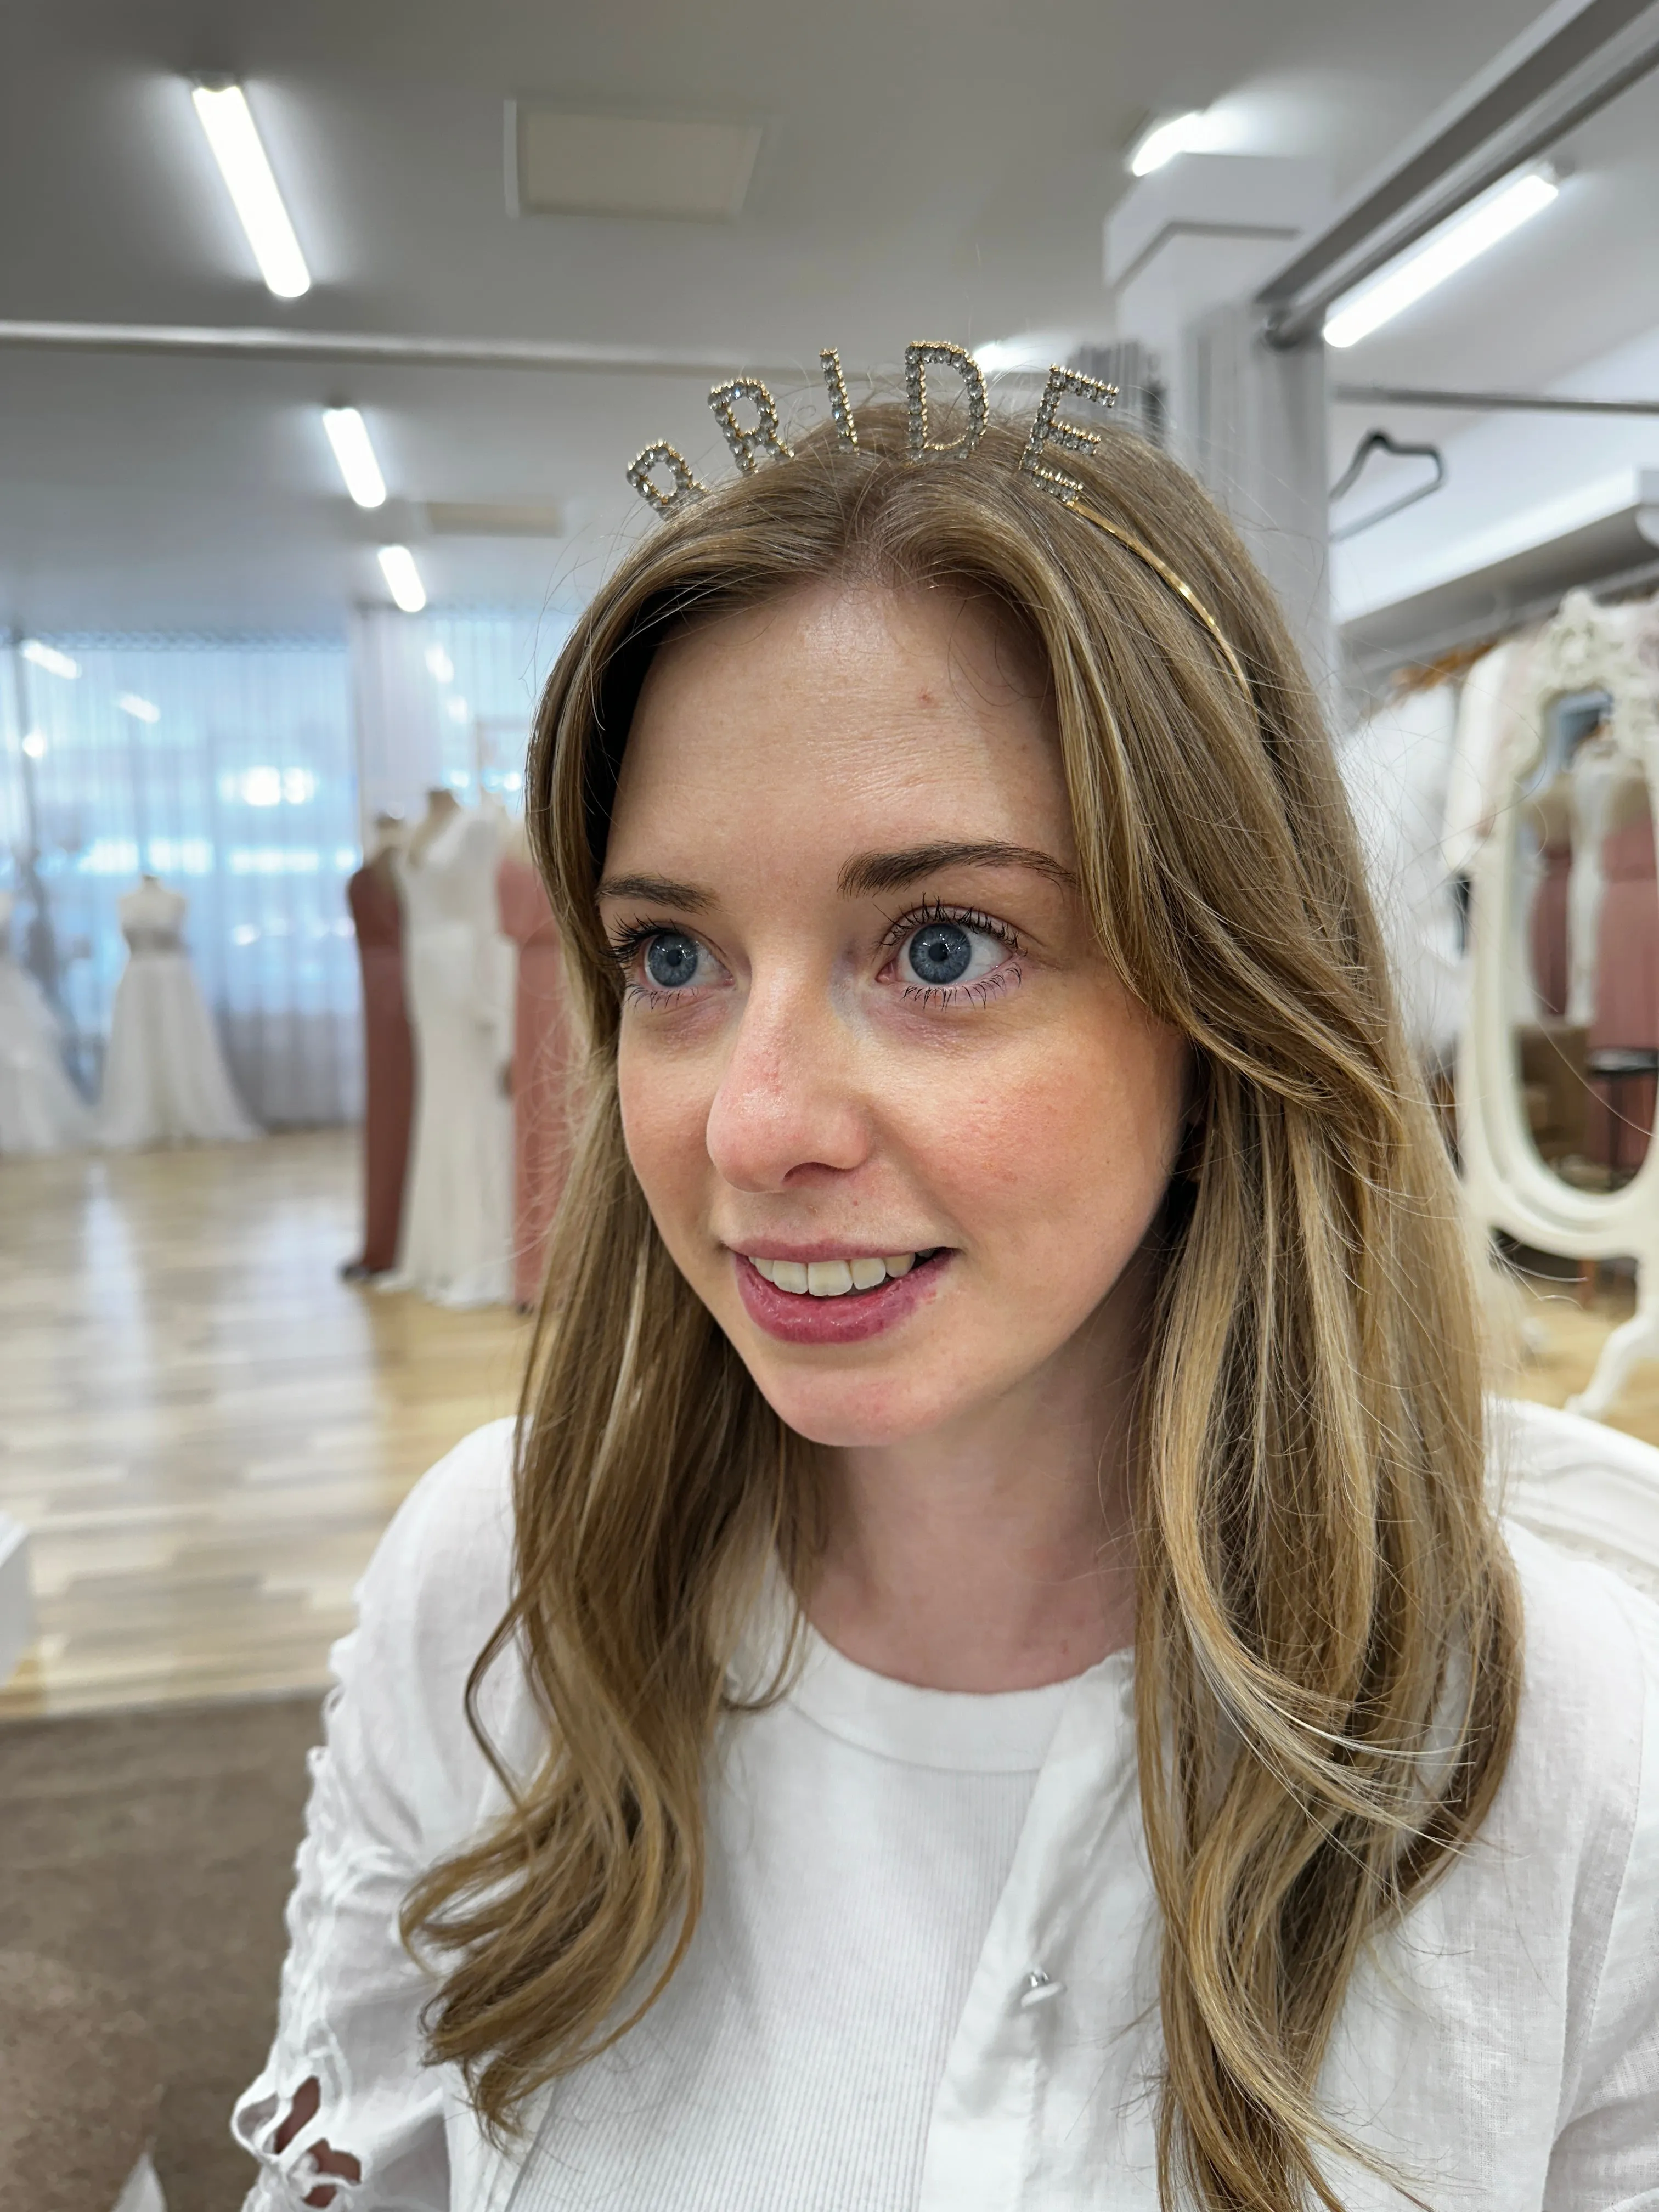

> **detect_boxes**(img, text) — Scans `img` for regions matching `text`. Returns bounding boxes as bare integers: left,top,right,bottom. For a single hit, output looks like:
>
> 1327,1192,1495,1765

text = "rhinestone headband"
625,341,1252,708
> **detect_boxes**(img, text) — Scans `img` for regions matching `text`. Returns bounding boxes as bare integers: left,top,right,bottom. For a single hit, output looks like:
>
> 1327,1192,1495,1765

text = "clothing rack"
1345,550,1659,690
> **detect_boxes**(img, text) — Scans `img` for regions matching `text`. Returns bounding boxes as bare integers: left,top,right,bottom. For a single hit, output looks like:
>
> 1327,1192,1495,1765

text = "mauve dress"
1530,833,1572,1020
347,859,415,1273
497,854,573,1308
1588,809,1659,1175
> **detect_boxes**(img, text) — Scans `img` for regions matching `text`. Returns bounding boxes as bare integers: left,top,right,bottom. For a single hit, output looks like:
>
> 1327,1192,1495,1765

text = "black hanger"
1329,428,1447,543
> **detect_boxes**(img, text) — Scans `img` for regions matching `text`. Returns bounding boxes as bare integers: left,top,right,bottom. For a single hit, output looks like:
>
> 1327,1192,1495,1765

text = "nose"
704,970,872,1193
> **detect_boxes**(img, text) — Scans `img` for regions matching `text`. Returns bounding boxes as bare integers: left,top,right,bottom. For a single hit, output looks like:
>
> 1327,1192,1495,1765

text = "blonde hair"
403,407,1520,2211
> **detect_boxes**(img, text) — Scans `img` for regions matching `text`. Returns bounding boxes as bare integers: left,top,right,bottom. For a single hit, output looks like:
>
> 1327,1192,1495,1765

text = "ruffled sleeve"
233,1419,528,2210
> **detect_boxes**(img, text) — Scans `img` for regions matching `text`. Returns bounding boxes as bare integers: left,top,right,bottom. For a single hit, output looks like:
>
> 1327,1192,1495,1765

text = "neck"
806,1271,1147,1693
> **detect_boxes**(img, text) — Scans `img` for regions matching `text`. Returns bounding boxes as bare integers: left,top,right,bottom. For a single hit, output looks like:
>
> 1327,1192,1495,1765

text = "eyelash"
878,899,1025,1008
604,901,1026,1009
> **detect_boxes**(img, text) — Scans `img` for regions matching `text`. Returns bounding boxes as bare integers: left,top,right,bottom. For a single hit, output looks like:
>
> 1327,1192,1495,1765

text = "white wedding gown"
0,891,92,1154
386,810,514,1307
98,880,258,1148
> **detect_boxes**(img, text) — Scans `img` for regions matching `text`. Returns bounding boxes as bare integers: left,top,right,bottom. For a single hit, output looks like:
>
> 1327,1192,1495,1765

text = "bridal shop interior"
5,1,1659,2205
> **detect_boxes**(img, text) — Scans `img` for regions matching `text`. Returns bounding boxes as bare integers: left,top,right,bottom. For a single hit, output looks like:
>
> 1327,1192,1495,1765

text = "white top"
234,1406,1659,2212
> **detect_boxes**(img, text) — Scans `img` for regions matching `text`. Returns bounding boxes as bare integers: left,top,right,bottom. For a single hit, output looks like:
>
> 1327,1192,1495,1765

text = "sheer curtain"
2,612,577,1130
3,634,360,1125
351,607,574,825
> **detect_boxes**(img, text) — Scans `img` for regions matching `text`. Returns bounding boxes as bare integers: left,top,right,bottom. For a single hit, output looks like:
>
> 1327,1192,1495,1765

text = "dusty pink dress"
347,858,415,1273
1588,810,1659,1175
497,854,573,1308
1530,834,1571,1020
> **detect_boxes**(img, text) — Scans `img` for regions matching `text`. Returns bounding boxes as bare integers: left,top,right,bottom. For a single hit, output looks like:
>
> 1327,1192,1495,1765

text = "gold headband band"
1069,501,1252,706
626,345,1253,711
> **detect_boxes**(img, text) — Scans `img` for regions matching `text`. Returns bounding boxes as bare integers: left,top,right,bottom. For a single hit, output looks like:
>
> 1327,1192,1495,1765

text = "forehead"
606,581,1074,873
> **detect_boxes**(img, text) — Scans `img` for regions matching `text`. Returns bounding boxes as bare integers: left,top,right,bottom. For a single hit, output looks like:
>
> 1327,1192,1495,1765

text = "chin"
737,1356,975,1451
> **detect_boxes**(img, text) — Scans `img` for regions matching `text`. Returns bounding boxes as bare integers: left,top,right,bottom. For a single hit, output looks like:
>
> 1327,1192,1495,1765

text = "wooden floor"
0,1131,529,1718
3,1133,1658,1719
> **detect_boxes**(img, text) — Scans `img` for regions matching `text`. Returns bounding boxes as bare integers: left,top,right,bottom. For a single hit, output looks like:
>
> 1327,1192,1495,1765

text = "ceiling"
3,0,1641,634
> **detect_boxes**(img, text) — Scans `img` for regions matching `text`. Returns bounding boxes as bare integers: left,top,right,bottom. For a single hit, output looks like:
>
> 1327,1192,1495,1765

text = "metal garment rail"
1259,0,1659,347
0,320,809,377
1335,383,1659,418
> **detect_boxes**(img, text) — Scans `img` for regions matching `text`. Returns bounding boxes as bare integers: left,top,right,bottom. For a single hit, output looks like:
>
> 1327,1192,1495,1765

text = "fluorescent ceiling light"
1129,111,1207,177
1324,169,1559,349
191,82,311,300
321,407,387,508
378,545,427,613
21,731,47,759
118,693,161,723
20,640,80,679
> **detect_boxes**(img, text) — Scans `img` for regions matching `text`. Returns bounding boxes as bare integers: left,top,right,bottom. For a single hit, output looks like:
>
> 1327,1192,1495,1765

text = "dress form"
1567,726,1622,1027
0,888,91,1154
343,815,415,1278
98,876,256,1148
496,826,573,1309
385,794,513,1307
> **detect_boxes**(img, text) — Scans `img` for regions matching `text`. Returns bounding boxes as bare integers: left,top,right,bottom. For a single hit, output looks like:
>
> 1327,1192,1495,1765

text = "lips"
732,1248,950,1345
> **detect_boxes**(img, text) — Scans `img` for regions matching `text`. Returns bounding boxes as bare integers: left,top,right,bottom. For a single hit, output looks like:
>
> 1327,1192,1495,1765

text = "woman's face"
600,582,1189,1452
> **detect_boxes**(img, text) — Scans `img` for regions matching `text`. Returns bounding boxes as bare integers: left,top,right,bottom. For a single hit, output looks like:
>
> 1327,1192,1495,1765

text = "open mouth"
745,1248,944,1298
733,1246,951,1343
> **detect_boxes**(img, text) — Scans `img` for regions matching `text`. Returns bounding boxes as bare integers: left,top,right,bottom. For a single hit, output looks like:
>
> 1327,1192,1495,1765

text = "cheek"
616,1034,714,1225
913,1004,1185,1277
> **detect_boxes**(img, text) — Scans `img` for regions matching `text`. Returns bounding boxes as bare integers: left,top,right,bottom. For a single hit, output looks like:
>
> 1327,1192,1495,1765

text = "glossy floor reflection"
0,1131,529,1717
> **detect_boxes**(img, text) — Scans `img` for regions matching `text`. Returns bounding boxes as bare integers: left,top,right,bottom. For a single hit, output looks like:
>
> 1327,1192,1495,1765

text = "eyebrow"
837,841,1077,898
595,872,712,910
595,842,1077,913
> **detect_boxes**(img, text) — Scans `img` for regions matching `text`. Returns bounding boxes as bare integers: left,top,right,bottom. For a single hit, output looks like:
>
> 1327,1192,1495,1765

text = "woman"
237,393,1659,2211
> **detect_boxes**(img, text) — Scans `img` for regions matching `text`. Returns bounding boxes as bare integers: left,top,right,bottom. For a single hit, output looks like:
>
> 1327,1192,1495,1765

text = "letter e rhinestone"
1019,366,1119,505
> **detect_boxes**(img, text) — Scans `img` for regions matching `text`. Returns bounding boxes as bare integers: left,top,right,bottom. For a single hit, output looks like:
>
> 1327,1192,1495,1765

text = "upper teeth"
749,1252,920,1296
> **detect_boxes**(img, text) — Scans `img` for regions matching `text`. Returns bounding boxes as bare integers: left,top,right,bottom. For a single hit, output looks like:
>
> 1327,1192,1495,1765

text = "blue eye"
896,915,1012,996
645,932,701,989
906,921,974,985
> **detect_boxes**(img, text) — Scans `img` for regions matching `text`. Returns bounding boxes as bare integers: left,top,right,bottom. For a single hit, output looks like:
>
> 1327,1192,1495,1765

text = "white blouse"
234,1404,1659,2211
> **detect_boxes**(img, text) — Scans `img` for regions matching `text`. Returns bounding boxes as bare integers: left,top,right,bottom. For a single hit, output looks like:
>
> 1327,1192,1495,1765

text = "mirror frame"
1458,590,1659,1415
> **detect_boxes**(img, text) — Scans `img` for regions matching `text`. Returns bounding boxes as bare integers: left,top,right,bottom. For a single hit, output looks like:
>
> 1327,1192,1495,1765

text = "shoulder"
366,1414,517,1598
1491,1397,1658,1813
1481,1403,1659,2035
345,1418,530,1838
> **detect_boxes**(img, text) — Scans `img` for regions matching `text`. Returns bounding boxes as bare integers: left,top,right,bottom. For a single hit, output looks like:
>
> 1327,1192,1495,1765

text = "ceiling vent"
507,105,761,220
424,501,566,538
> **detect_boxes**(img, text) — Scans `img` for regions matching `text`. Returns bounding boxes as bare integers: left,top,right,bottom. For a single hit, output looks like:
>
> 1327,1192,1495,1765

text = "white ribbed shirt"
234,1401,1659,2211
506,1629,1080,2211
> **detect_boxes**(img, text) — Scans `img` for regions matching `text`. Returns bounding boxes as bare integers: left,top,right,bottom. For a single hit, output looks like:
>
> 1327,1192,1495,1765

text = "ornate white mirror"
1459,590,1659,1414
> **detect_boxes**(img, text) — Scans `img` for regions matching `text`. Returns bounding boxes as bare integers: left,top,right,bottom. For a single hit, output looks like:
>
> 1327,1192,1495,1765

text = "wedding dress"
98,878,258,1148
386,808,514,1307
0,890,91,1154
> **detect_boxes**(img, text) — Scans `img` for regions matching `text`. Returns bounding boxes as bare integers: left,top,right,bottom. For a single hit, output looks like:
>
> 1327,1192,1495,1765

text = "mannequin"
1525,772,1573,1020
342,813,415,1279
1588,765,1659,1174
385,792,513,1307
496,819,573,1309
1566,717,1622,1026
98,874,256,1148
0,888,91,1154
